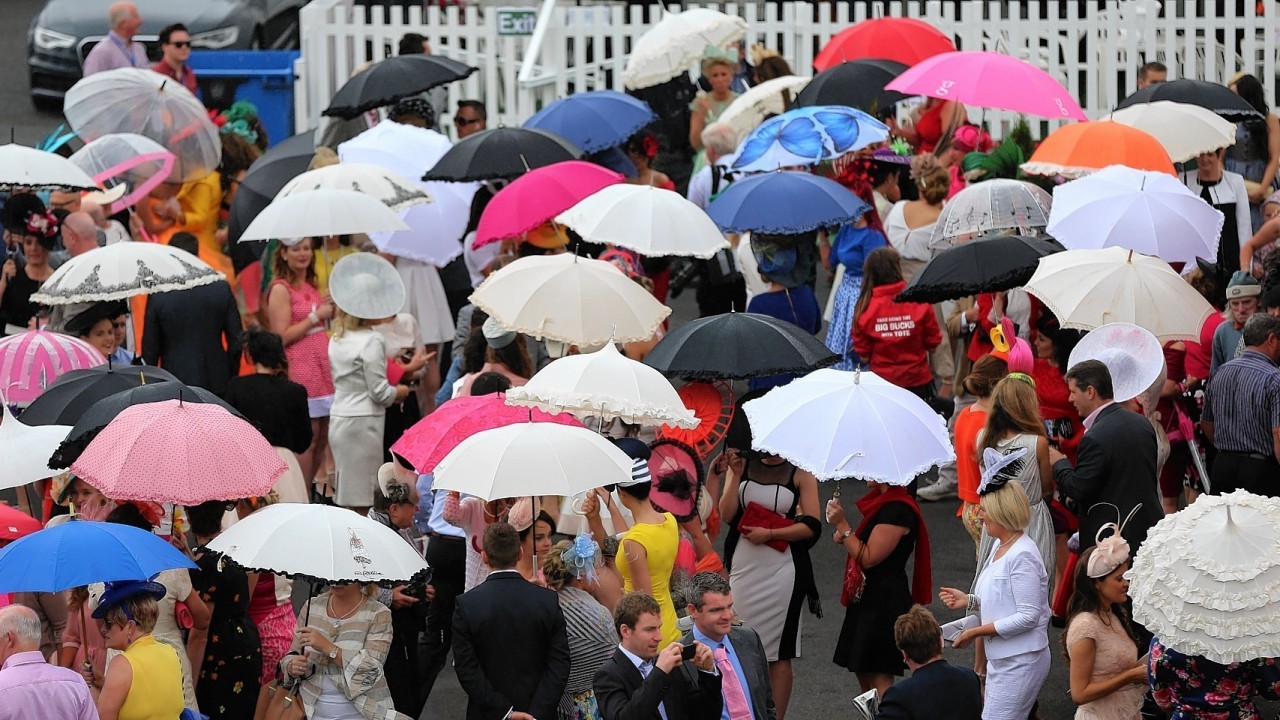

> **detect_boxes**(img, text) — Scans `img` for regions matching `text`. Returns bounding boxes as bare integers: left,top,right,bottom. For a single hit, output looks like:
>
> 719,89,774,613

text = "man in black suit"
594,592,722,720
680,572,775,720
141,232,242,396
1050,359,1163,554
453,522,569,720
877,605,981,720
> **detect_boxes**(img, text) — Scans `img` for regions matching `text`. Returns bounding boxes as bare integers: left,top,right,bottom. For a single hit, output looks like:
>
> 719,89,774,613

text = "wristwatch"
328,647,339,661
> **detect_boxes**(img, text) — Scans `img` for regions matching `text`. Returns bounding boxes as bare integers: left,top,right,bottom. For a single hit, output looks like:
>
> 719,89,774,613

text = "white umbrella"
0,401,71,491
277,163,432,211
206,503,429,586
338,121,454,179
623,8,748,90
238,188,411,242
1129,490,1280,664
555,184,729,259
718,75,812,141
31,242,223,305
1047,165,1222,265
432,423,633,500
1023,246,1214,342
742,368,954,483
1108,101,1237,163
505,342,699,428
0,144,98,192
469,253,671,346
929,179,1053,249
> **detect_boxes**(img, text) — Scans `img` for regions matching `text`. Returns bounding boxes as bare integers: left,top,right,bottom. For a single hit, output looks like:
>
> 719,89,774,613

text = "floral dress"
191,553,263,720
1150,639,1280,719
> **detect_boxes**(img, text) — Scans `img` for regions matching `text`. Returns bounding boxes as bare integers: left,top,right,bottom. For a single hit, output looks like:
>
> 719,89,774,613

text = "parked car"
27,0,306,109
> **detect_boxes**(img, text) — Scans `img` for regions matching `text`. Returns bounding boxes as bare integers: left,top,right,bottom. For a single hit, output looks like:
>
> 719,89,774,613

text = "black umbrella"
18,364,178,427
894,234,1065,304
323,55,477,119
422,127,583,182
1116,79,1262,122
227,128,319,272
794,59,911,114
48,382,245,469
643,312,839,380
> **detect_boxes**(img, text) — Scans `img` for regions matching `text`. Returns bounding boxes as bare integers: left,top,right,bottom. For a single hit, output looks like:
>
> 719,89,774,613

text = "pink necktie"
713,645,753,720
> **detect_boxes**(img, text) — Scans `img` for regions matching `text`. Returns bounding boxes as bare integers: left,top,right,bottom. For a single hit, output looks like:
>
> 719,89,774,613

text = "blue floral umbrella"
524,90,658,154
706,170,870,234
732,105,889,173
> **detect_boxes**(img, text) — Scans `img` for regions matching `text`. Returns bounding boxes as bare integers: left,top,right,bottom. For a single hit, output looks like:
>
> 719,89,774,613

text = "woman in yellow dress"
84,580,186,720
613,455,682,646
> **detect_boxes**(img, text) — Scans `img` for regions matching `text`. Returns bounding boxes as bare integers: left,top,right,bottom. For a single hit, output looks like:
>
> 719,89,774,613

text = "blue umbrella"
0,520,196,593
706,170,870,234
732,105,889,173
524,91,658,153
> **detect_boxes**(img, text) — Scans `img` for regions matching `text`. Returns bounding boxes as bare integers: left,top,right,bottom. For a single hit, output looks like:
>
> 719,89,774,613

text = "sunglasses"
454,117,482,127
169,41,191,48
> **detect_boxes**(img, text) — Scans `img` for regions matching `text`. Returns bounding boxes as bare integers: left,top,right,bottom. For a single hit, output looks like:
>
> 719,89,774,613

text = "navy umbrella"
706,170,869,234
644,312,839,380
323,55,477,119
422,127,583,182
794,59,911,114
524,90,657,154
895,233,1065,304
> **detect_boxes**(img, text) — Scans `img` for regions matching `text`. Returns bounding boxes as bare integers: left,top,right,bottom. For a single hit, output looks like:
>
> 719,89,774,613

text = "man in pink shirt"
81,2,147,77
0,606,98,719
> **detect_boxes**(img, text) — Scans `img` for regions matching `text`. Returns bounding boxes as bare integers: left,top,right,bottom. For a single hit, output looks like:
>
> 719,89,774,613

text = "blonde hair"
980,482,1031,532
702,57,736,74
980,376,1046,455
102,595,161,634
541,540,576,591
909,154,949,204
330,307,378,338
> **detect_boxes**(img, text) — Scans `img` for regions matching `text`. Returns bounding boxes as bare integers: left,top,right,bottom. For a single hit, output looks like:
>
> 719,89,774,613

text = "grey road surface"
6,0,63,146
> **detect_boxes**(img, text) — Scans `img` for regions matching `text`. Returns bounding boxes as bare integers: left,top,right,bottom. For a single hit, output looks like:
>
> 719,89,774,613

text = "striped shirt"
1204,349,1280,455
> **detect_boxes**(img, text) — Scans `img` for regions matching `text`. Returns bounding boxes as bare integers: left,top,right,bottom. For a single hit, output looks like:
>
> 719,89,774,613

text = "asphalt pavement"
5,0,64,146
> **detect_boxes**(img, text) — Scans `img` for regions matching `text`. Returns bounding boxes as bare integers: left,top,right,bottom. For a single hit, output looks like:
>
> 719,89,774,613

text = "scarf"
853,486,932,606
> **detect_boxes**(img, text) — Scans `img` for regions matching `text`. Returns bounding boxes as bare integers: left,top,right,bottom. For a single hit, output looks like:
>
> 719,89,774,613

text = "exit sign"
497,8,537,36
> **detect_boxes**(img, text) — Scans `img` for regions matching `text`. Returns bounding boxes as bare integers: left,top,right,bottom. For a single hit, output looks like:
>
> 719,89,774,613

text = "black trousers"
385,605,426,717
420,534,466,702
1210,451,1280,497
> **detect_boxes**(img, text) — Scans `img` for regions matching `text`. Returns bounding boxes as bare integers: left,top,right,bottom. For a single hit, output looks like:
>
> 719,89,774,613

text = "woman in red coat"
852,247,941,399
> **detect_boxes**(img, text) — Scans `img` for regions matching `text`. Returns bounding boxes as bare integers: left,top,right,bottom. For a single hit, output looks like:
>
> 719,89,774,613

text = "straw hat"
328,252,406,320
1068,322,1165,403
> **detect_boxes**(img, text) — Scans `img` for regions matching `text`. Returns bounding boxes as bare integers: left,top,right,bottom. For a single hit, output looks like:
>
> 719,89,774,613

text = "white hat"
328,252,406,320
1069,322,1165,403
81,184,127,206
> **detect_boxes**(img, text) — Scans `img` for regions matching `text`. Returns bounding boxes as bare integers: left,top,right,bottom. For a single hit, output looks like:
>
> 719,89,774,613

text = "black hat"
66,301,128,338
1,194,58,244
389,97,435,127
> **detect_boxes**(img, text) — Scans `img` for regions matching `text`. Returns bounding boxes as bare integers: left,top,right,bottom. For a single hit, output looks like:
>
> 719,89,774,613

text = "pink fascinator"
1086,504,1141,579
508,497,534,532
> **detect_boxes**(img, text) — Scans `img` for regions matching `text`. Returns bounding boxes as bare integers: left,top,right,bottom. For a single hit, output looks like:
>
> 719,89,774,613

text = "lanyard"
108,34,139,67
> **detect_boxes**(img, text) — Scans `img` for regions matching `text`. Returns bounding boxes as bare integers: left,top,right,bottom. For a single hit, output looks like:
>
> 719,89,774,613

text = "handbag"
737,501,790,552
254,659,308,720
839,543,867,607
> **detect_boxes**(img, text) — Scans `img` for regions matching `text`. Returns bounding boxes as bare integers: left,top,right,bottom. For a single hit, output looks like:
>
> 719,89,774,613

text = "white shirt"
101,221,130,245
687,151,741,209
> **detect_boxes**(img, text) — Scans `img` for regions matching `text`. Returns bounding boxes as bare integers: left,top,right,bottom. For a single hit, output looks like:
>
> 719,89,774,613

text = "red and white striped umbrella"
0,329,106,406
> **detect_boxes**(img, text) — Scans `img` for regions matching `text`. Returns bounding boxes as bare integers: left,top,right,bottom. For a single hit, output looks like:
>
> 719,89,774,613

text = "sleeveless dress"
271,279,335,417
728,463,803,661
118,635,186,720
975,433,1056,583
832,502,917,676
1226,118,1270,232
690,92,739,175
618,513,681,646
1066,612,1144,720
192,553,263,720
248,574,297,686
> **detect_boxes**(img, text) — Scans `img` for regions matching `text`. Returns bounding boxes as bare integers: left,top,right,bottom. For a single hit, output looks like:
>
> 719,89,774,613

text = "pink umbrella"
885,51,1088,121
390,392,583,474
0,330,106,406
474,161,624,248
70,399,286,504
69,134,177,213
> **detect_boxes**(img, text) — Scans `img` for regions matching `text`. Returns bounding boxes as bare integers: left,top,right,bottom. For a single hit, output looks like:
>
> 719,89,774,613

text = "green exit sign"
497,9,537,36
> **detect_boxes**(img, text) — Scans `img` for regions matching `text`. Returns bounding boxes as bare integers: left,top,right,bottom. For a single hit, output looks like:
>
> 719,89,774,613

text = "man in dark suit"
453,522,570,720
877,605,981,720
680,572,775,720
1050,359,1163,554
594,592,722,720
140,232,242,397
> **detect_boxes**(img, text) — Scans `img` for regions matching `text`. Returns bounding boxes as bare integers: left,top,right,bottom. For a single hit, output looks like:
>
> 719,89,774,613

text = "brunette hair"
963,354,1009,398
979,375,1046,455
482,522,521,569
1035,314,1083,371
243,326,288,375
1063,547,1138,664
909,154,949,204
272,240,318,288
753,56,793,83
614,591,663,635
486,339,533,379
854,246,904,317
894,605,943,664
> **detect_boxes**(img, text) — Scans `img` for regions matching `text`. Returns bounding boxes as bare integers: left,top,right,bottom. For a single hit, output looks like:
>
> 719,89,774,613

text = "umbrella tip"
853,367,861,384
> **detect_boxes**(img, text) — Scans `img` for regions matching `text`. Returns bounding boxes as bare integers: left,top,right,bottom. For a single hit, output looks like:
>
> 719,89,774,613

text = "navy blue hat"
92,580,167,619
611,437,652,487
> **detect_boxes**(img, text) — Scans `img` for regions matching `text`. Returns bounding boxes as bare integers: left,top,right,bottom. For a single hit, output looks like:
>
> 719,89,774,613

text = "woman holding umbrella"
0,196,58,336
85,580,187,720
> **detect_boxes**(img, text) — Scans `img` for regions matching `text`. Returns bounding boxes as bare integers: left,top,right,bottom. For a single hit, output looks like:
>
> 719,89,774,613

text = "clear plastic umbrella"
69,134,176,213
929,179,1054,249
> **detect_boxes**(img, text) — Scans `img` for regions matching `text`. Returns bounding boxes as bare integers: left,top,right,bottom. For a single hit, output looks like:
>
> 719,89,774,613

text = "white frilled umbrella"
0,144,98,192
432,423,634,500
31,243,222,305
238,188,411,242
1024,247,1214,342
1108,101,1237,163
555,185,729,259
718,75,812,141
277,163,432,211
0,400,71,491
623,8,748,90
929,179,1053,249
206,503,429,586
1047,165,1222,266
505,342,699,428
1129,490,1280,664
469,253,671,346
742,368,953,483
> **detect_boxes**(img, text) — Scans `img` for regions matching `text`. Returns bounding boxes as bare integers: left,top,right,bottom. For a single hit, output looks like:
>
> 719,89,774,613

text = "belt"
427,532,465,542
1221,451,1274,461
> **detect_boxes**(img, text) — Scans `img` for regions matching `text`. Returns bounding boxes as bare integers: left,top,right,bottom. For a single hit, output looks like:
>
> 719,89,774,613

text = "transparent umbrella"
929,179,1054,250
69,134,176,213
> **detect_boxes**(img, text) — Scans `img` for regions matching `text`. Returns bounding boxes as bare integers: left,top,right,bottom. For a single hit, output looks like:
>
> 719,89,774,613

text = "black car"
27,0,306,109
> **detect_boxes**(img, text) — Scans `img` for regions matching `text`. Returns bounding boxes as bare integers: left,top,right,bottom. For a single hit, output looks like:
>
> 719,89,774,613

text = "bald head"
62,212,99,257
0,605,41,663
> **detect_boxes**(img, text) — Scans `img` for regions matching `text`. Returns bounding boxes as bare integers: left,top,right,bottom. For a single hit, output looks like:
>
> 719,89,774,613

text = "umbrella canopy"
732,106,890,173
929,179,1054,249
1116,79,1262,122
524,91,657,154
422,127,583,182
474,161,624,247
706,170,869,234
238,188,411,243
814,17,956,71
0,329,106,406
1108,101,1238,163
64,68,220,181
886,51,1088,121
206,503,429,586
277,163,432,211
227,129,318,267
896,234,1066,304
643,311,839,380
69,134,176,213
323,54,477,118
30,242,224,306
432,423,634,500
718,76,813,141
1046,165,1223,265
554,185,729,259
0,521,196,593
0,401,72,491
390,392,583,474
1021,122,1175,178
18,364,177,427
0,144,98,192
0,505,41,542
505,342,700,428
470,253,672,346
622,8,748,90
1129,490,1280,664
1024,246,1214,342
795,59,911,114
742,368,954,482
70,399,285,505
338,121,454,178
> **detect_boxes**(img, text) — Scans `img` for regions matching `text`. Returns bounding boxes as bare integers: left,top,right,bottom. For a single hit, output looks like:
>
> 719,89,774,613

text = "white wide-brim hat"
1068,322,1165,403
328,252,406,320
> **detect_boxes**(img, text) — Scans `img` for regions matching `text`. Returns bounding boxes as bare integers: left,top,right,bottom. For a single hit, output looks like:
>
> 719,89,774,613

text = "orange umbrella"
657,380,734,460
1021,121,1175,179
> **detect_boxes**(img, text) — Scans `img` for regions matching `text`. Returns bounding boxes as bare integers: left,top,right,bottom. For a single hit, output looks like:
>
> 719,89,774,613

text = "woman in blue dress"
824,179,887,370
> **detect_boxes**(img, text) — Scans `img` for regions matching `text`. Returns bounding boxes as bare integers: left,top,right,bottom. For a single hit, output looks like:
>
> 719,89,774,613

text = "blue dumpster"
188,50,300,149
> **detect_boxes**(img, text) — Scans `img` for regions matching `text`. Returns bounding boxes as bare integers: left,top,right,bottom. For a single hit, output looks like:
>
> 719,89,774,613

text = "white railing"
295,0,1278,137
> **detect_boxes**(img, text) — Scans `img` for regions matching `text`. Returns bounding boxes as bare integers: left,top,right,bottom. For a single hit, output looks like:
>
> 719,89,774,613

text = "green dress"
690,91,739,175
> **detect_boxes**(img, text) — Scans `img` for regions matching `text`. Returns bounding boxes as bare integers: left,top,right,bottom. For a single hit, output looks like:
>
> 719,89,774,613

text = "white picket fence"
293,0,1279,137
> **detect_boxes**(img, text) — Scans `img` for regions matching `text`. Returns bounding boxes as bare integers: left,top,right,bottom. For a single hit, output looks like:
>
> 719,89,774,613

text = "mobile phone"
681,643,697,661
